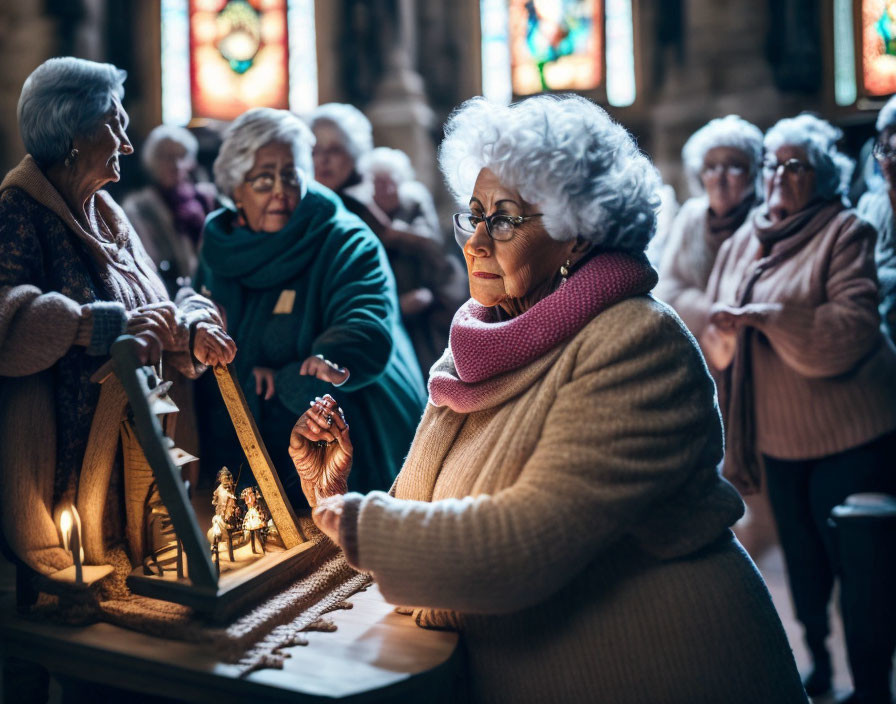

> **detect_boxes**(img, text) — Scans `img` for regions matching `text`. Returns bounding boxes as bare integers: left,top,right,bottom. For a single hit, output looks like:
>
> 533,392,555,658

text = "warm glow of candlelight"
59,505,84,581
60,509,72,551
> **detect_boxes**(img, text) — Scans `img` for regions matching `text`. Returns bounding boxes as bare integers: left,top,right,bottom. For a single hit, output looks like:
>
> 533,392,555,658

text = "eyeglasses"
701,163,748,177
453,211,544,247
873,140,896,161
761,158,814,177
244,169,302,193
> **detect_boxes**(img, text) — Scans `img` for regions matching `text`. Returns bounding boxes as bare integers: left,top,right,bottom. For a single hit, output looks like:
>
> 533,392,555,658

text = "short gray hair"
438,94,661,253
213,107,315,198
358,147,415,184
141,124,198,176
764,113,854,200
306,103,373,163
682,115,764,196
877,94,896,133
18,57,126,167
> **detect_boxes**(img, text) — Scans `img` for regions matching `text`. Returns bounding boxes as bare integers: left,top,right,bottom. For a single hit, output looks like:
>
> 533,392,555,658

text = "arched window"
161,0,317,125
480,0,636,107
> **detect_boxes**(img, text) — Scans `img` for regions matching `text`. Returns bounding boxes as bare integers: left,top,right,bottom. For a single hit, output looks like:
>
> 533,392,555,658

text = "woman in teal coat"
196,108,425,508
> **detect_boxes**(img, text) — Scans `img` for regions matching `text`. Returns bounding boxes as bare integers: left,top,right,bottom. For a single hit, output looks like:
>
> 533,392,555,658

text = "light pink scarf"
429,252,658,412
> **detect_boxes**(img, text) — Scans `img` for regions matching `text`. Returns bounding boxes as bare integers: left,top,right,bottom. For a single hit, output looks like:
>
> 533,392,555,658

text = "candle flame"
60,509,72,551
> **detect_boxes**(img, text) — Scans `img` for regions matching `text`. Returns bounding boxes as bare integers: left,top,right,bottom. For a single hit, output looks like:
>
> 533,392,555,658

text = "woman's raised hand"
193,321,237,367
299,354,349,385
288,394,353,506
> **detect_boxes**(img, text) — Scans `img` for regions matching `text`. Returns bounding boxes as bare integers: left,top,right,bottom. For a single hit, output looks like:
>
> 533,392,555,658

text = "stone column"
365,0,439,192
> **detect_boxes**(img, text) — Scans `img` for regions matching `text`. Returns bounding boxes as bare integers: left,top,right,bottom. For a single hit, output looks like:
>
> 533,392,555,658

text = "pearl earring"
64,148,79,167
560,259,571,284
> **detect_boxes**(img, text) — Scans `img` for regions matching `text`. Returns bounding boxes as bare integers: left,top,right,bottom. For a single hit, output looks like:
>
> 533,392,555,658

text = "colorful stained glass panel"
189,0,289,120
863,0,896,96
509,0,603,95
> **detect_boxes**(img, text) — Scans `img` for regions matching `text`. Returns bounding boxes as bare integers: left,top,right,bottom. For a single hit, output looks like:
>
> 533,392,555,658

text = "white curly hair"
877,94,896,133
306,103,373,163
682,115,764,196
438,94,661,253
141,124,198,176
358,146,416,184
763,113,854,200
213,107,315,198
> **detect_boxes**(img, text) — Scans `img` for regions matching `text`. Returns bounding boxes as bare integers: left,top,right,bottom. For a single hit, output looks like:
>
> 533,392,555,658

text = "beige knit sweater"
705,207,896,460
340,296,806,703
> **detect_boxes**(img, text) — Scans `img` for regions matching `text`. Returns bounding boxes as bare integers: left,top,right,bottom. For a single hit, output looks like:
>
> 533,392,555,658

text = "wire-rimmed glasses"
453,211,544,247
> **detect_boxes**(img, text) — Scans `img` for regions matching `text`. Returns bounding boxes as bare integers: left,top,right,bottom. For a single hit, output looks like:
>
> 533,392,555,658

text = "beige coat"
341,296,806,703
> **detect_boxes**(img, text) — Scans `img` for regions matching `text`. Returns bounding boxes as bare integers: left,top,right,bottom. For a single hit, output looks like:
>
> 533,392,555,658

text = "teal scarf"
197,183,352,387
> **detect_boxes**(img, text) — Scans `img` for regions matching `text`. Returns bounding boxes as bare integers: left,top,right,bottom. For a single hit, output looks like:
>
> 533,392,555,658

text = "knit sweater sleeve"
344,305,720,614
655,199,711,336
0,191,126,375
746,217,882,378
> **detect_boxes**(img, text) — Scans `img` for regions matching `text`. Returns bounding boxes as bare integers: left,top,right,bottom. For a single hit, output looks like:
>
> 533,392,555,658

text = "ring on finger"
326,414,333,427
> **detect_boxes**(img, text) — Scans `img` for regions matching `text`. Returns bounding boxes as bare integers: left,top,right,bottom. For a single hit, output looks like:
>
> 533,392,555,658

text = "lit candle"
60,506,84,583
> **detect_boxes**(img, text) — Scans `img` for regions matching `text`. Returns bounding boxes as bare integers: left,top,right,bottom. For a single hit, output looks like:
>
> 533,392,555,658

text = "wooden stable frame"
110,337,332,621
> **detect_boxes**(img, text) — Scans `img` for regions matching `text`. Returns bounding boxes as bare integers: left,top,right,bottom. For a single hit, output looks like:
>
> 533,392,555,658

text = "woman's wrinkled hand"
126,301,186,350
299,354,349,385
192,321,237,367
312,494,345,544
288,394,352,506
701,322,737,371
130,330,163,366
252,366,276,400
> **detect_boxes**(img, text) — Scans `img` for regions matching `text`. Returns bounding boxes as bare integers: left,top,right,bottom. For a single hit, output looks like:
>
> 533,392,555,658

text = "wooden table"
0,584,460,702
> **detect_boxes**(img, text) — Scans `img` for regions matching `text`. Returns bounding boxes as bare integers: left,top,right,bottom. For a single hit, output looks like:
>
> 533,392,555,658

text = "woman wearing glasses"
289,95,806,703
656,116,763,347
704,113,896,703
195,108,425,509
857,95,896,344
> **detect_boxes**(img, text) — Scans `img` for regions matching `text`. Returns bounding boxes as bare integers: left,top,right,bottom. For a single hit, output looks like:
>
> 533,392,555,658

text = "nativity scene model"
10,335,331,623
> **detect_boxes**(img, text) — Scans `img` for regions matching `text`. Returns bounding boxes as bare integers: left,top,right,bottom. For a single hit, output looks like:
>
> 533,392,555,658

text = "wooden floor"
0,544,887,703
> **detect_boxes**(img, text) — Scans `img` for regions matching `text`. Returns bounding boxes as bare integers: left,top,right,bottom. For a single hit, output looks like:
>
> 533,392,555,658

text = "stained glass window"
509,0,603,95
480,0,635,107
161,0,317,125
862,0,896,96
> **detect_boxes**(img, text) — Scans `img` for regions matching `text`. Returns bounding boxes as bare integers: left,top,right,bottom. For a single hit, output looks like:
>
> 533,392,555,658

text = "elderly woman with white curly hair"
287,95,806,703
857,94,896,345
122,124,217,294
194,107,425,510
0,57,235,579
656,115,763,344
704,113,896,703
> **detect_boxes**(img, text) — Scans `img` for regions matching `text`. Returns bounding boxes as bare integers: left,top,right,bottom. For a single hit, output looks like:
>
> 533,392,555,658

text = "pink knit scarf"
429,252,658,411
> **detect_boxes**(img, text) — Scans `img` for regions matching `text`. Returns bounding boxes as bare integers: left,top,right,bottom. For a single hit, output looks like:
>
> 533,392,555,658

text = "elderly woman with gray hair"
0,57,235,578
656,115,763,343
857,94,896,344
122,125,217,294
288,95,806,703
704,113,896,703
195,107,425,510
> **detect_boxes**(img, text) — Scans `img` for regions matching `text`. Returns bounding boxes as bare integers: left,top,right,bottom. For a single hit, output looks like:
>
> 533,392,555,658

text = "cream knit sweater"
339,296,806,703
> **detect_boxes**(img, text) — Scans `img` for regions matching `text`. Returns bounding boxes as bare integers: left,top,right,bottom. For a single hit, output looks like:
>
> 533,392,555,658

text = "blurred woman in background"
857,94,896,344
123,124,217,295
704,113,896,703
358,146,466,376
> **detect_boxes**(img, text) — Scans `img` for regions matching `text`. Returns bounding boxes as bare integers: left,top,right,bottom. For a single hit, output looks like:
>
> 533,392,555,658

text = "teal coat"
195,183,426,504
